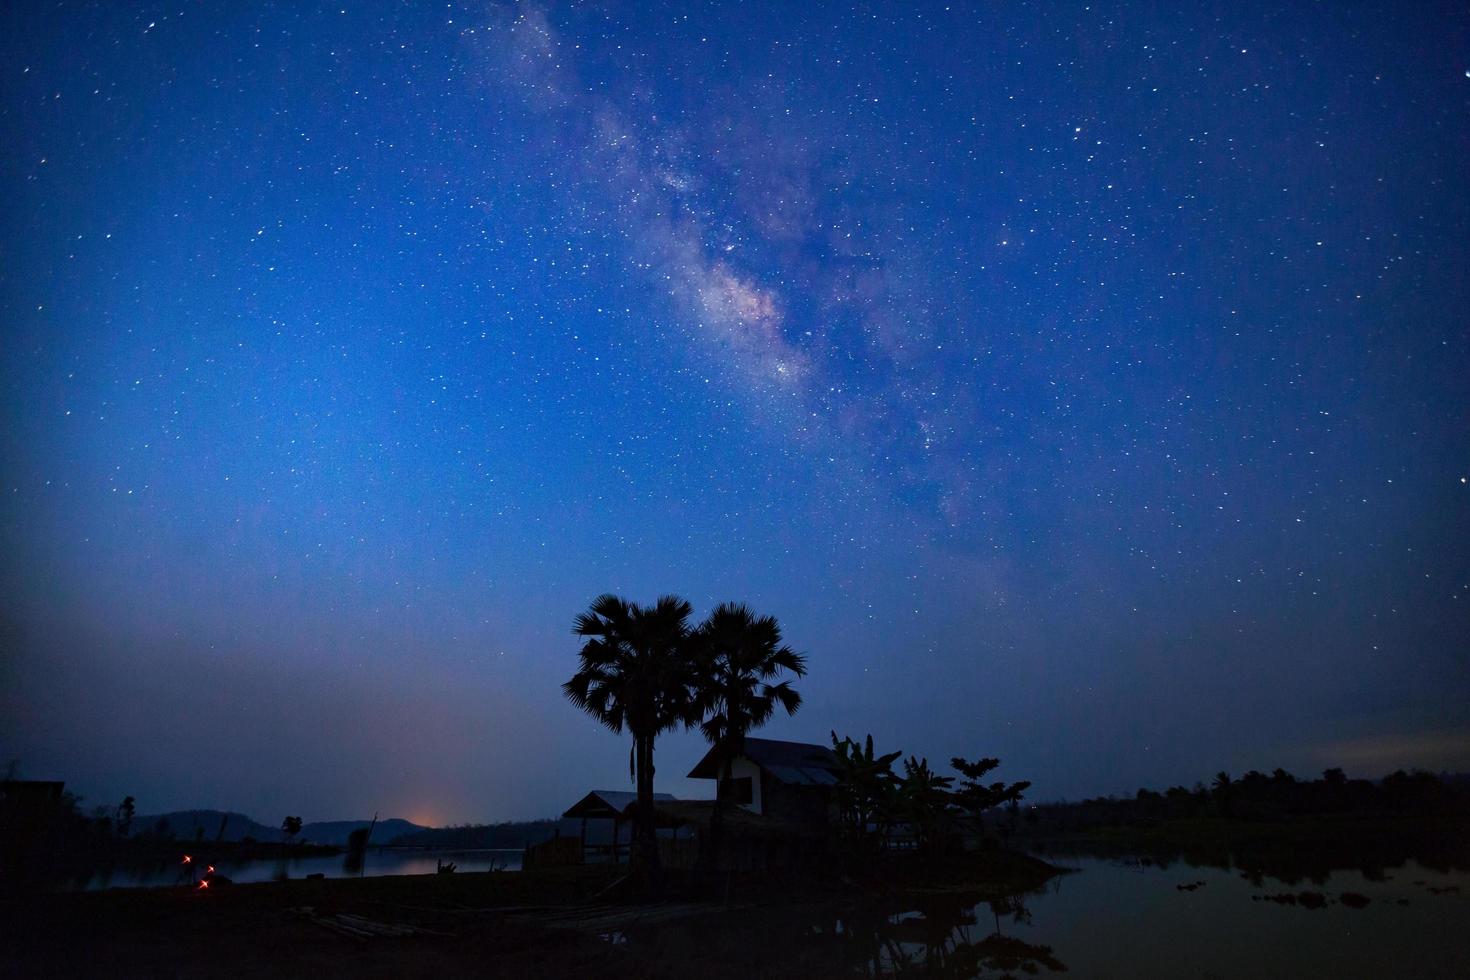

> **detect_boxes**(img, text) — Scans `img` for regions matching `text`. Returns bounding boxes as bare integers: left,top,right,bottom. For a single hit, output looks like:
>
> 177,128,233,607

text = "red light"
182,855,192,864
198,880,209,890
206,866,215,874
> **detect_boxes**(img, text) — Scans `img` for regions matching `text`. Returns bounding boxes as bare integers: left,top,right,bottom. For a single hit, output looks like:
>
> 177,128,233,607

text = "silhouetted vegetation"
831,732,904,847
114,795,135,838
1022,766,1469,837
951,757,1031,830
827,730,1032,862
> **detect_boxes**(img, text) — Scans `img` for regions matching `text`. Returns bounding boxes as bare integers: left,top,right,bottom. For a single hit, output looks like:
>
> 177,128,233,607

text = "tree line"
1023,766,1469,833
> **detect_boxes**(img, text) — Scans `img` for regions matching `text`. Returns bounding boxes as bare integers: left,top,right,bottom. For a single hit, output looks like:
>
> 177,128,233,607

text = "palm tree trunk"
711,754,733,870
635,735,661,881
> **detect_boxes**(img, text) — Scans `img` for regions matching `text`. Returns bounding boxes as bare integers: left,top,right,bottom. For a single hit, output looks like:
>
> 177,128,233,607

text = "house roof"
687,737,839,785
562,789,675,819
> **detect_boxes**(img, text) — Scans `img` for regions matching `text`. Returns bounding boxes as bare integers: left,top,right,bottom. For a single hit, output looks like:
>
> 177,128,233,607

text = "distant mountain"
133,810,428,844
299,819,427,845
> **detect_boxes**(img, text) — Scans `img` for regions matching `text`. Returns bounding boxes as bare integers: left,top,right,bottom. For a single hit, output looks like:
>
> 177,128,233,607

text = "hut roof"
687,737,839,785
562,789,675,820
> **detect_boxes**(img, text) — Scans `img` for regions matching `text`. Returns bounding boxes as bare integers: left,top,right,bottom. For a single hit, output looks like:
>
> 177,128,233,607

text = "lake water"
70,848,524,890
613,848,1470,978
998,855,1470,978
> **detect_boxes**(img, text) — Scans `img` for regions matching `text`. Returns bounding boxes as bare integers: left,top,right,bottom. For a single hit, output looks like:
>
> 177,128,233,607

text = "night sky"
2,1,1467,826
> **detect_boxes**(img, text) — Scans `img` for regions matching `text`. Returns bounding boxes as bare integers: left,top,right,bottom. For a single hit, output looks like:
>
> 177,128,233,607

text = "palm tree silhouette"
563,594,698,879
691,602,806,867
1212,771,1235,817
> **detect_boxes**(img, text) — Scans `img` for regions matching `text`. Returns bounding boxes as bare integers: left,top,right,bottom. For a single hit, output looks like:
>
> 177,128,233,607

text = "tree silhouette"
896,756,954,849
690,602,806,868
950,756,1030,834
115,796,136,838
1212,772,1234,817
563,594,698,880
281,815,303,844
830,732,902,843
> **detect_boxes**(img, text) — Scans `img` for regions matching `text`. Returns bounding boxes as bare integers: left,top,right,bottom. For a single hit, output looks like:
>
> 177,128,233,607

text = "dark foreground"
1,852,1061,979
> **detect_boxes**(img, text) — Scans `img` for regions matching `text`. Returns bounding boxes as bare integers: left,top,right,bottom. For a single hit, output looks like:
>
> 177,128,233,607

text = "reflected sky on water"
615,848,1470,978
70,848,524,891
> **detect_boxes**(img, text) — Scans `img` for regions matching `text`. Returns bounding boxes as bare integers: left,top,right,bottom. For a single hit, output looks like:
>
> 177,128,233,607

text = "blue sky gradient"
2,1,1467,824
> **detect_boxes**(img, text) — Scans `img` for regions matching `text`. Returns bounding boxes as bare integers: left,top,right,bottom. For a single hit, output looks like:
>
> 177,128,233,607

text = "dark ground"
1,852,1062,979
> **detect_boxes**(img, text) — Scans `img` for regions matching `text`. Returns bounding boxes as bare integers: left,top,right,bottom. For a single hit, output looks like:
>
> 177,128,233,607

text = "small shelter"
687,737,839,825
561,789,675,864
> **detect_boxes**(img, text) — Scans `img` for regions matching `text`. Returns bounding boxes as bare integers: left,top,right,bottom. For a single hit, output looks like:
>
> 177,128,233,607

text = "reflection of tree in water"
859,892,1067,978
1038,831,1470,890
951,934,1068,977
615,889,1066,978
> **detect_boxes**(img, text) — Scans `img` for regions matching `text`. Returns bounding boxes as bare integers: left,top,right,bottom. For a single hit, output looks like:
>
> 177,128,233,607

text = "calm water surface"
617,850,1470,978
71,848,523,890
1002,855,1469,978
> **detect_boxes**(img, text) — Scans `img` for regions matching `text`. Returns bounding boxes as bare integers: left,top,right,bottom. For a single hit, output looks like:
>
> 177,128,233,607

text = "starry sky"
2,1,1467,825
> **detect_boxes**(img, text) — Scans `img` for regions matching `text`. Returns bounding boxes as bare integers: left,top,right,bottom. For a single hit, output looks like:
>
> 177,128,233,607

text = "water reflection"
865,892,1067,977
613,835,1470,978
66,848,523,890
617,888,1067,978
1029,829,1470,888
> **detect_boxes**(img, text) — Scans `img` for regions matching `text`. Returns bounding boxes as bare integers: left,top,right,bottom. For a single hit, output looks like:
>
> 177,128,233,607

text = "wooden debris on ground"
288,900,738,942
288,907,455,941
501,901,745,935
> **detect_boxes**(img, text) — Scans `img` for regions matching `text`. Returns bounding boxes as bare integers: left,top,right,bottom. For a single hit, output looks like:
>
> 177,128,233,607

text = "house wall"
729,757,763,813
760,776,834,827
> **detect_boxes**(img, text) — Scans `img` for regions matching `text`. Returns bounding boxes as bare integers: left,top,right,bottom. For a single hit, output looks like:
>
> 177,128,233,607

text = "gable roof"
562,789,675,819
687,737,839,785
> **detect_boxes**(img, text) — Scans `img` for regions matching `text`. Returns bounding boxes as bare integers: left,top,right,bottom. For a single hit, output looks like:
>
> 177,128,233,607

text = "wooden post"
580,816,587,864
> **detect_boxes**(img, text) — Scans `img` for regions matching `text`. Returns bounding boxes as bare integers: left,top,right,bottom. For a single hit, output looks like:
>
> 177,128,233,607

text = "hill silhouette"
135,810,428,844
